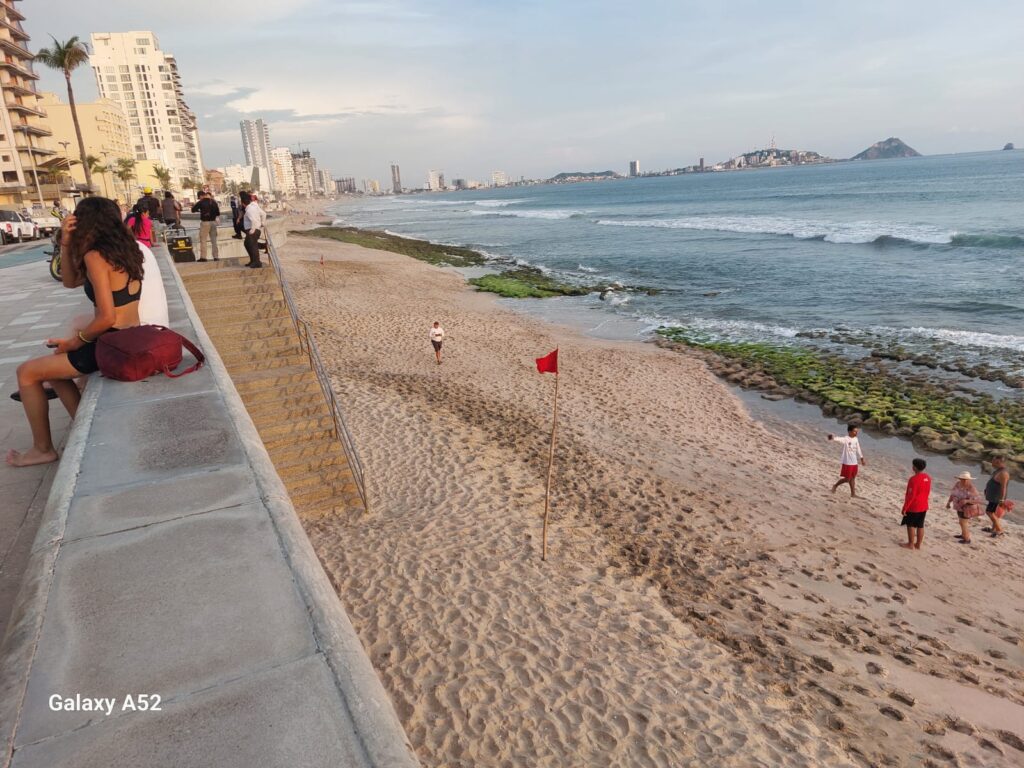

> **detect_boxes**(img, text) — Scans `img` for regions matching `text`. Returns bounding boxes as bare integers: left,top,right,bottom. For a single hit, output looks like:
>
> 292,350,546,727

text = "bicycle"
45,231,61,281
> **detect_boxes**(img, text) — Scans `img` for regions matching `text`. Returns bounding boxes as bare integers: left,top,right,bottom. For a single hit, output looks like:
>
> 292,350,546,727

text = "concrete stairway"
178,257,365,518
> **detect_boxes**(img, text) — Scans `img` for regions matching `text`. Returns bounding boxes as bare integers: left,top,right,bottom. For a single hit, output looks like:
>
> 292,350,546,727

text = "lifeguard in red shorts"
828,424,866,498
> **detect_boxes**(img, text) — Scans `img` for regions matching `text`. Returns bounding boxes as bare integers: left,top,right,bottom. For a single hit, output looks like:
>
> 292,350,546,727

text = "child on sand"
900,458,931,550
828,425,866,497
946,471,983,544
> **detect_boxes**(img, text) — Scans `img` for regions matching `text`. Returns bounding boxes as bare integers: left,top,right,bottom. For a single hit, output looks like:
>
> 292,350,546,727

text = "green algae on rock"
655,326,1024,472
469,267,602,299
295,226,487,267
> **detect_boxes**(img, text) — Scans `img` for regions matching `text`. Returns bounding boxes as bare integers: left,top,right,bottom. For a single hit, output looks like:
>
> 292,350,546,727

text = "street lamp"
58,141,72,202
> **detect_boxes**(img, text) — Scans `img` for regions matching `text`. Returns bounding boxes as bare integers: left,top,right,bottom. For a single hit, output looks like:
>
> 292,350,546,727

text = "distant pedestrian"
240,191,265,268
125,204,153,248
983,457,1011,537
135,187,162,223
161,191,181,229
828,424,866,497
190,190,221,261
946,471,983,544
430,321,445,364
900,458,931,550
230,195,244,239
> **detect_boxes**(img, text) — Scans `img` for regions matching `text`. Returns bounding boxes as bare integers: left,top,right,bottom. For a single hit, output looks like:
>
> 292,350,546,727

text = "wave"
471,209,589,220
950,233,1024,249
595,216,955,245
577,263,598,273
903,327,1024,352
473,199,530,208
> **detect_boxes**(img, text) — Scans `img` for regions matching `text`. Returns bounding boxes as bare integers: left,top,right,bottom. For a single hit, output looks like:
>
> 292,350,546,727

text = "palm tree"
86,155,109,196
152,164,172,191
114,157,136,203
181,177,196,195
34,37,93,191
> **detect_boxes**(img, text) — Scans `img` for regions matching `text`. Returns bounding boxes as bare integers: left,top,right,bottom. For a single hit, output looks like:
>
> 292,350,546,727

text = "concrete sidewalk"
0,260,91,641
0,243,417,767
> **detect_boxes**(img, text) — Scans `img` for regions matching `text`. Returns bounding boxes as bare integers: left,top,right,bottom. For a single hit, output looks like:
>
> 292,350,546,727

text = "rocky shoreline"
655,329,1024,479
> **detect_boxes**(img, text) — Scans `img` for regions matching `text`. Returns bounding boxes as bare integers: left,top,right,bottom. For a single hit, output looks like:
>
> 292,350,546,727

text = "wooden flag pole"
542,371,559,561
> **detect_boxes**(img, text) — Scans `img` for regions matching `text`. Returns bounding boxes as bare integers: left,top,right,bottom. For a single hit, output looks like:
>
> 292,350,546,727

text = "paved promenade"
0,257,90,640
0,241,417,767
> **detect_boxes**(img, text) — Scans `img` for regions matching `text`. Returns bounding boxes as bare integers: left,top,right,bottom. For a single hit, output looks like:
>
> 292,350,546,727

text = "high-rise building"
390,163,401,193
291,150,317,197
317,168,332,194
89,31,203,187
427,169,441,191
0,0,57,207
491,170,508,187
270,146,295,196
628,160,640,177
37,92,132,199
239,118,273,189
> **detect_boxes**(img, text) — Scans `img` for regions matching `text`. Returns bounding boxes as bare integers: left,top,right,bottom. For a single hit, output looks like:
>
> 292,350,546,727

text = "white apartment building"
89,31,203,188
0,0,56,207
240,118,273,190
427,169,441,191
269,146,295,196
491,170,508,187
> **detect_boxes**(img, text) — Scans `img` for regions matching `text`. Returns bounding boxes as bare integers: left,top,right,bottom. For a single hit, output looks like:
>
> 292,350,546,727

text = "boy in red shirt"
900,458,931,550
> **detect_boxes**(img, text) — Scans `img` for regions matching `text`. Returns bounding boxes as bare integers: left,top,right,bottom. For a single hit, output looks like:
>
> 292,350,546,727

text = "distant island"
548,170,620,183
1004,142,1016,151
850,137,921,161
714,147,833,170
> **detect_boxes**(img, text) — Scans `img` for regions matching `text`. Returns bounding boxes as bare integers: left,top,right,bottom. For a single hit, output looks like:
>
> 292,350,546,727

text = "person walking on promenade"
240,191,265,268
125,204,154,248
135,186,162,223
828,424,866,497
430,321,445,364
946,471,983,544
230,195,244,239
983,457,1011,537
900,458,931,550
191,190,221,261
6,198,143,467
161,191,181,229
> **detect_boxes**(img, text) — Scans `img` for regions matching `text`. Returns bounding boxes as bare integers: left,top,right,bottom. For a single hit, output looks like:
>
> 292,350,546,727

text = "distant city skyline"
28,1,1024,186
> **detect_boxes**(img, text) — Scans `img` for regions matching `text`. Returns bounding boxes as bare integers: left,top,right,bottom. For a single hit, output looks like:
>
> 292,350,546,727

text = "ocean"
329,150,1024,383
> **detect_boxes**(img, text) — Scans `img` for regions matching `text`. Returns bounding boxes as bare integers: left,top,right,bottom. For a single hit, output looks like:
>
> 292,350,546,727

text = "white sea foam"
471,209,588,220
595,216,954,245
473,199,530,208
903,327,1024,352
577,263,598,273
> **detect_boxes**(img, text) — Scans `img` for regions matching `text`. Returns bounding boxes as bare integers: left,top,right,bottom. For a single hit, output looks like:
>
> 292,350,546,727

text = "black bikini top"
83,274,142,307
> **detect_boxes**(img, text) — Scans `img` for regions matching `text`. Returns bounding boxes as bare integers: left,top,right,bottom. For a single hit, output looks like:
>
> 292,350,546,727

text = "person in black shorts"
900,458,932,550
6,198,143,468
983,457,1010,537
430,321,445,365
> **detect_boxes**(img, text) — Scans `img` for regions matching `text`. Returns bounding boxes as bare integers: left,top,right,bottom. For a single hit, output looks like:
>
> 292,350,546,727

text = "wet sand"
278,227,1024,768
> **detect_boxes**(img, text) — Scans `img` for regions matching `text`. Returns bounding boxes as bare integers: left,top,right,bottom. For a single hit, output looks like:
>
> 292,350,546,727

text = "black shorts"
986,501,1000,514
431,340,442,351
900,511,927,529
66,340,99,374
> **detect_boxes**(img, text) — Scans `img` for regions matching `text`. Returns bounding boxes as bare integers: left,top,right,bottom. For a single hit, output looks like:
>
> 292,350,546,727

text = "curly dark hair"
69,197,144,282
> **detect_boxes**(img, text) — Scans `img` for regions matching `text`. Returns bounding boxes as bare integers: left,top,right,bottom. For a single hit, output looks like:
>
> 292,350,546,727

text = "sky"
27,1,1024,185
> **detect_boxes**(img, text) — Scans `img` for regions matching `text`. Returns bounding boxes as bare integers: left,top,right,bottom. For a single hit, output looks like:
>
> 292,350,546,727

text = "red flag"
535,349,558,374
319,253,325,267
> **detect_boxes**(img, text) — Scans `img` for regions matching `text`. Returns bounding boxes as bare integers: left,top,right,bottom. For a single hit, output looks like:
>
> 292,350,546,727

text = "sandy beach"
278,225,1024,767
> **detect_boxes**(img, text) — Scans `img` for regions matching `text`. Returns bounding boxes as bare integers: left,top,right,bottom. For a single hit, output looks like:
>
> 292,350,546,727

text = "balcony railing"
12,123,51,137
5,100,43,117
0,36,31,59
0,57,37,80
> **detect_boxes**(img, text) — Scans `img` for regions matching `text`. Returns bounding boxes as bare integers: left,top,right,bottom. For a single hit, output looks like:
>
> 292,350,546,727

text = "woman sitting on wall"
6,197,143,467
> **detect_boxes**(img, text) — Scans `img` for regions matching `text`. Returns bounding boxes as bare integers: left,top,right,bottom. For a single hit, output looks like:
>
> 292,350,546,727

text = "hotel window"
106,75,116,82
3,171,18,182
119,65,129,72
1,155,9,162
136,38,149,45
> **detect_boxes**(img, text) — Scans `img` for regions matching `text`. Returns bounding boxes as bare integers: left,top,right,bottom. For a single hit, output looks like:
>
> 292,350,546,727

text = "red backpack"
96,325,205,382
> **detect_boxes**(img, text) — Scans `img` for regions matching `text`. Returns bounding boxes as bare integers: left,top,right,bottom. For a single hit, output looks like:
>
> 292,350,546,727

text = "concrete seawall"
0,228,418,767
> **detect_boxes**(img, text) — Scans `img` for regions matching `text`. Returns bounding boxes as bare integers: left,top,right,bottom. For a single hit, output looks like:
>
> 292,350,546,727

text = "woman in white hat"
946,471,983,544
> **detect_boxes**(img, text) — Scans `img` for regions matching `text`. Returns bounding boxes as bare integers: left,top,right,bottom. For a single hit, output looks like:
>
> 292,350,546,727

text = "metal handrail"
264,226,368,512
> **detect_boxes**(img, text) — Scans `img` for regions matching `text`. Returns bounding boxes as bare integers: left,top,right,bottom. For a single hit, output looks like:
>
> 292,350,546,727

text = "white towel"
137,242,169,327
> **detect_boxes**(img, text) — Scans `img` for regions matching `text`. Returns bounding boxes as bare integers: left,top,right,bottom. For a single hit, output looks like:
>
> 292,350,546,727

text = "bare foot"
899,543,915,550
914,544,923,549
6,447,58,467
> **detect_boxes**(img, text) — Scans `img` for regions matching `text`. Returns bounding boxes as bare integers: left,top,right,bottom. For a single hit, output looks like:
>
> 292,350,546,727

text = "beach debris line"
536,348,559,561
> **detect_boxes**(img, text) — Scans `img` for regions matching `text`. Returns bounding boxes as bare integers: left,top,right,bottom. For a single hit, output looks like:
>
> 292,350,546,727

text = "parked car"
0,209,38,244
29,206,61,237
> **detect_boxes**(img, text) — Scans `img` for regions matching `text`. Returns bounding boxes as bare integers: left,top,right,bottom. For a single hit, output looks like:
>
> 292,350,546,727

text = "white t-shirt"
833,435,863,466
137,242,169,327
430,326,444,342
